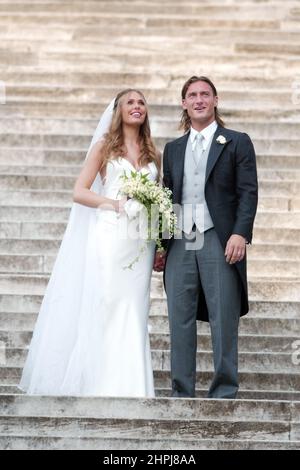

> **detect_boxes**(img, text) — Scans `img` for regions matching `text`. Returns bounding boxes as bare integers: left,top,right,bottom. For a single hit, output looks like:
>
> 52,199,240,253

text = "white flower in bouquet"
119,170,177,269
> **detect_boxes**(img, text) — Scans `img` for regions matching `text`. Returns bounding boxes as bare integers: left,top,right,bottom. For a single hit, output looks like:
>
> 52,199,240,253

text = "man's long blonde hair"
179,76,225,133
99,89,160,173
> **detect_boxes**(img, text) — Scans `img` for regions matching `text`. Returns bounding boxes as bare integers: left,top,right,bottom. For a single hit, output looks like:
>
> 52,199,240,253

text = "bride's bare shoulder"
89,139,105,158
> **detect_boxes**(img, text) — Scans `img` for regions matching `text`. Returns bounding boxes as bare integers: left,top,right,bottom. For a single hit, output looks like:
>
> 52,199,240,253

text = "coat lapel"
174,132,189,202
205,126,232,184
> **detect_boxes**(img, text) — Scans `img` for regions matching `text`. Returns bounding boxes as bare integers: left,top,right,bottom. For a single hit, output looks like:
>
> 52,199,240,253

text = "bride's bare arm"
73,141,123,212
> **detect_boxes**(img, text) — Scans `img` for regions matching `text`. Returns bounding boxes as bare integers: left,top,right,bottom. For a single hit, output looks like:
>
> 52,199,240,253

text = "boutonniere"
216,135,227,145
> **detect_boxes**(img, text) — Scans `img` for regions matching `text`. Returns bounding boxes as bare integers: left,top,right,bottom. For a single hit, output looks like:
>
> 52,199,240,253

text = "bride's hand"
123,198,145,219
115,197,128,214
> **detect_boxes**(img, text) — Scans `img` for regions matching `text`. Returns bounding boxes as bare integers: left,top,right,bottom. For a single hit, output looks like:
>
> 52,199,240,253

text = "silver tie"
193,132,204,167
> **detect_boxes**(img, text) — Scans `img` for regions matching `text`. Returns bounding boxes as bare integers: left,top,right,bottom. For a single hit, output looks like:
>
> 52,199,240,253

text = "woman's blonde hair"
99,89,160,174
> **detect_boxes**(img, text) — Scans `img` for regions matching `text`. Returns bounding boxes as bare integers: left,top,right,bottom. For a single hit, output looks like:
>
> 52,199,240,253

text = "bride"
19,89,161,397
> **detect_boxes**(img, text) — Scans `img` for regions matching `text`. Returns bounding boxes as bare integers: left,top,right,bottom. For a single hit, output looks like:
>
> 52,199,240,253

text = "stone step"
0,0,291,6
0,147,299,170
1,434,300,450
0,163,299,182
0,206,71,222
257,197,300,211
1,70,298,89
168,351,299,374
0,165,80,176
0,225,298,253
0,237,298,260
1,313,300,342
0,71,166,88
0,174,299,199
0,238,62,254
0,190,72,206
248,243,300,259
0,289,298,321
156,388,300,402
236,41,300,56
1,328,298,355
2,85,298,106
0,13,282,31
255,212,300,229
3,55,300,77
1,47,298,70
1,190,296,213
1,42,296,64
254,212,300,228
2,307,299,338
0,174,75,190
0,276,298,316
1,46,299,67
0,385,19,394
0,168,298,194
253,227,300,244
243,280,300,302
0,71,296,92
0,156,298,177
0,2,288,16
0,1,284,14
0,247,299,274
154,121,300,140
0,313,37,331
0,148,86,165
0,394,298,423
2,101,299,121
1,134,300,156
2,367,300,392
1,21,298,42
154,370,300,393
1,346,299,373
0,252,299,277
152,316,300,339
0,270,299,302
2,40,294,62
257,155,300,170
0,220,67,240
3,117,300,137
0,273,163,296
288,7,300,21
0,173,299,205
2,383,300,403
0,415,295,446
0,312,300,342
0,0,298,452
0,202,297,224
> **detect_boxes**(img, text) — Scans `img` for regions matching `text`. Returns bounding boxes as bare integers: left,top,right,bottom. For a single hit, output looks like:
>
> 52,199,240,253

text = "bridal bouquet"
119,170,177,267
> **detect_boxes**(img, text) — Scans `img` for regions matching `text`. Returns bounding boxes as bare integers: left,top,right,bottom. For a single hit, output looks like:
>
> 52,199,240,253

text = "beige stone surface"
0,0,299,450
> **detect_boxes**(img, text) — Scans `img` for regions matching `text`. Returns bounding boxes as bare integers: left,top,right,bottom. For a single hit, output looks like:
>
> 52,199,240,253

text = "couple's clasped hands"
153,251,166,272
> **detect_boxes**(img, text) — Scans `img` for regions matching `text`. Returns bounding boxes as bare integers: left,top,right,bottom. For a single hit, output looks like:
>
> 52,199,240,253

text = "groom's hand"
225,234,247,264
153,251,166,272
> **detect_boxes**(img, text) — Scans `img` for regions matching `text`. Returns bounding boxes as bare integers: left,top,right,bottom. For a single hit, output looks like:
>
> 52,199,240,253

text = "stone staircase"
0,0,300,450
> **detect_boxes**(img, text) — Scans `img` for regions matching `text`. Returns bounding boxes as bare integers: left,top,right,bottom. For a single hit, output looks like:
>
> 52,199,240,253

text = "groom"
154,76,258,398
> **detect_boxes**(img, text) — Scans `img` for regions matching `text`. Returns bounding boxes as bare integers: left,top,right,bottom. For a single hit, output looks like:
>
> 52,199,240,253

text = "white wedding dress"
19,157,157,397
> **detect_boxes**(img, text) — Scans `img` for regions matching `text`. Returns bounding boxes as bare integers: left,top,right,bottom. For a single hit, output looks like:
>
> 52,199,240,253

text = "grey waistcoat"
179,135,214,234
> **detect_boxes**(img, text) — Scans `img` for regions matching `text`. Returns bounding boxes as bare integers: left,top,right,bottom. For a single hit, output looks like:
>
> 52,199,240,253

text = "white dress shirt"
190,120,218,151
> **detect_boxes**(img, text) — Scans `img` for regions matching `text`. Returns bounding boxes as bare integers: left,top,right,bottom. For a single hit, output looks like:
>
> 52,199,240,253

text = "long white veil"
19,99,116,395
